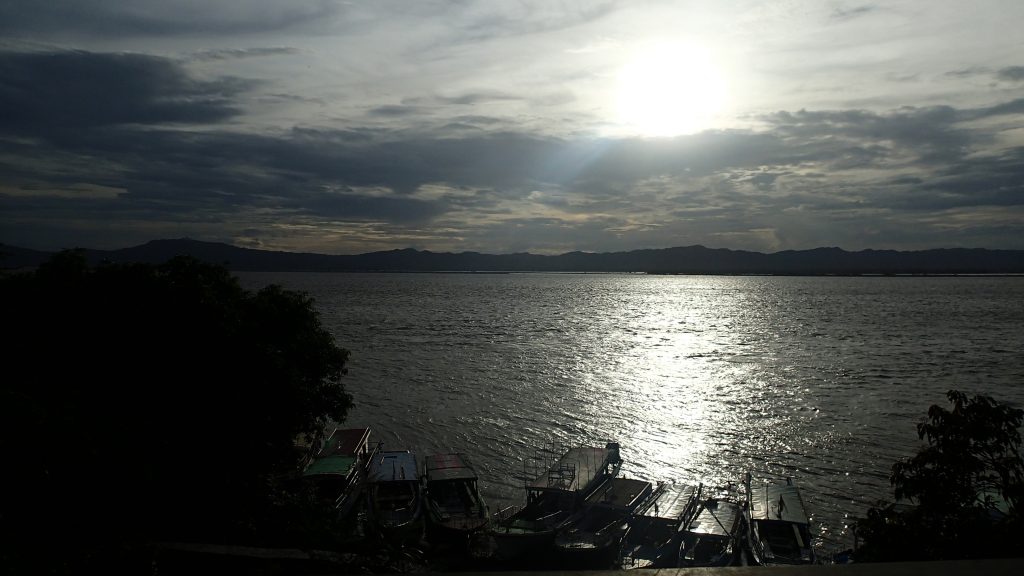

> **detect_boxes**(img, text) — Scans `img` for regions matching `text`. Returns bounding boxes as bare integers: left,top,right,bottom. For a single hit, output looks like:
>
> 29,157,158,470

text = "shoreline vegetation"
1,252,1021,573
3,238,1024,275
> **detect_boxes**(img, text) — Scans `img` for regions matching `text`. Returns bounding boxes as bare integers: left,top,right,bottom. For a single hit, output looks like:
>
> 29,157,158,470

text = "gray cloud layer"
2,47,1023,254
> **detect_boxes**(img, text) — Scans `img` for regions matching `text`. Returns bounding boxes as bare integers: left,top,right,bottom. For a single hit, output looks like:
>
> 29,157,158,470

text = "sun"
614,41,728,137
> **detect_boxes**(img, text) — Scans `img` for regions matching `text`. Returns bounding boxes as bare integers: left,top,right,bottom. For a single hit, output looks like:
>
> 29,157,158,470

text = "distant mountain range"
3,238,1024,275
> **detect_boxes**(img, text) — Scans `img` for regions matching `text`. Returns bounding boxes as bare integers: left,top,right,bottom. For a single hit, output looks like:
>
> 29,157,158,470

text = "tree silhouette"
857,390,1024,561
1,252,352,571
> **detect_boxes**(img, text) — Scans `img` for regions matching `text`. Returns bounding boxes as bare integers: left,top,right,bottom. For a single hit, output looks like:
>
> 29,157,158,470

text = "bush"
856,390,1024,561
1,252,352,571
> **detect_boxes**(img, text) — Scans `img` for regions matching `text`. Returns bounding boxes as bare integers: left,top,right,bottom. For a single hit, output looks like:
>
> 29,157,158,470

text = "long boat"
678,484,745,567
489,442,622,566
620,483,702,569
298,427,374,518
365,450,425,545
743,473,817,565
554,476,653,569
422,453,489,543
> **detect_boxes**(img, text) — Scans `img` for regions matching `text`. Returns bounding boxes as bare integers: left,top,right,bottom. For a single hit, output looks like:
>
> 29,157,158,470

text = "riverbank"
151,543,1022,575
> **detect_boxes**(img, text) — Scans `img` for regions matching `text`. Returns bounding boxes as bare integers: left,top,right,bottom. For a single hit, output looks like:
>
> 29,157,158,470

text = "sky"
2,1,1023,255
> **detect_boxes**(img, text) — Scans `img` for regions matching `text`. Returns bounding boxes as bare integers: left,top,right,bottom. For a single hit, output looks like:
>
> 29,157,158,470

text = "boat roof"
748,479,811,524
584,477,653,510
368,450,418,483
526,446,617,493
317,427,370,458
686,499,741,537
424,453,478,482
303,455,357,477
639,483,700,521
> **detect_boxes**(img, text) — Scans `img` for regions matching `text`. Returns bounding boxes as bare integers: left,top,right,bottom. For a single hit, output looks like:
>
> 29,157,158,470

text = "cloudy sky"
2,1,1023,255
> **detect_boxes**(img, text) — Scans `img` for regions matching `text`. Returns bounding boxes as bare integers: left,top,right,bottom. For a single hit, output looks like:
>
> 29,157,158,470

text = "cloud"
3,47,1024,253
0,50,253,136
997,66,1024,82
0,1,342,37
830,5,877,21
185,47,304,62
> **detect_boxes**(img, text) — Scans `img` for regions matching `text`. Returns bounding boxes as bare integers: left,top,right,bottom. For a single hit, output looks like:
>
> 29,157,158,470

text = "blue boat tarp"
369,451,418,483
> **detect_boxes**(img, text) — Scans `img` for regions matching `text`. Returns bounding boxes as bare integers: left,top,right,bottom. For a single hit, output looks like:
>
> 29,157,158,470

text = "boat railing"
492,505,522,524
333,439,381,512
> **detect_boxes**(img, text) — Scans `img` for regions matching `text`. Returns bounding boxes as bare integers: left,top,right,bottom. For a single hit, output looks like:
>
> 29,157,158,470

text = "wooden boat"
620,483,702,569
365,450,425,545
422,453,489,542
298,427,374,517
743,473,817,565
554,476,653,569
678,485,744,567
489,442,622,566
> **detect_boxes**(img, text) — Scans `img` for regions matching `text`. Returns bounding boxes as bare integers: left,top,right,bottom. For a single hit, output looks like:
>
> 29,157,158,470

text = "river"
236,272,1024,557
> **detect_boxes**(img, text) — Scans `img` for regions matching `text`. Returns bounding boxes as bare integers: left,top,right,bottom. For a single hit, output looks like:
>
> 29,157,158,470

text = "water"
236,272,1024,556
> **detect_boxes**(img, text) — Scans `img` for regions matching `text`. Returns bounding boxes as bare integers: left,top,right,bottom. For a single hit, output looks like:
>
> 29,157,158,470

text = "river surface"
237,272,1024,556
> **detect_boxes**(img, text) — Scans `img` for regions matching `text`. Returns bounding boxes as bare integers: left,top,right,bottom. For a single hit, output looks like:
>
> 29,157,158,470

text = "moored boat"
554,476,653,569
743,473,817,565
489,442,622,566
365,450,425,545
678,485,744,567
423,453,489,543
620,483,702,569
298,427,374,517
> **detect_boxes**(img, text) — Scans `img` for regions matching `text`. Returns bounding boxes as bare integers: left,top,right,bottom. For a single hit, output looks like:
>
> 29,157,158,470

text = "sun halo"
613,41,728,137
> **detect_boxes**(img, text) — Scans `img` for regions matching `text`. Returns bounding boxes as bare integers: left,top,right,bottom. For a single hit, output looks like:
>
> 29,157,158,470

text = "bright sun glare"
614,41,728,137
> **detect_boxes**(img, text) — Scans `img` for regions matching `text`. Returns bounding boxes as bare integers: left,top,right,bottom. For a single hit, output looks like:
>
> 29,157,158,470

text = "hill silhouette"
3,238,1023,275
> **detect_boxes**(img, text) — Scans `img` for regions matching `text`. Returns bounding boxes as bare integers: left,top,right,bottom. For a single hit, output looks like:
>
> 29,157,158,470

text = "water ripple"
238,272,1024,556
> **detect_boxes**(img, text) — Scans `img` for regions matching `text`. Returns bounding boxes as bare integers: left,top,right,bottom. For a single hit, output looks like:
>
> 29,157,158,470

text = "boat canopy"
748,480,810,525
526,445,620,493
424,453,478,483
304,455,357,477
369,450,418,483
687,499,741,537
318,427,370,459
584,477,653,510
639,483,700,521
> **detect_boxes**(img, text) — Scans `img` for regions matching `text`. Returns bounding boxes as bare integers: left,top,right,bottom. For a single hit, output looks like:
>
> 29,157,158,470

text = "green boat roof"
303,454,357,477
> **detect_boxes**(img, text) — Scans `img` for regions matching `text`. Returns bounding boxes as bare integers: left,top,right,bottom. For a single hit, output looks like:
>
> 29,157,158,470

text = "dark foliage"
0,251,351,572
856,390,1024,561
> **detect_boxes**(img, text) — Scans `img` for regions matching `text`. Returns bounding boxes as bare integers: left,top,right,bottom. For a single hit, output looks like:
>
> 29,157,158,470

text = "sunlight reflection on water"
238,272,1024,555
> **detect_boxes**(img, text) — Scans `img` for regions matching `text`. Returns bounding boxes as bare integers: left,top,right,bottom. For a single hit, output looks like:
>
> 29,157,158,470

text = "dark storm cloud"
996,66,1024,82
0,50,252,135
0,1,340,37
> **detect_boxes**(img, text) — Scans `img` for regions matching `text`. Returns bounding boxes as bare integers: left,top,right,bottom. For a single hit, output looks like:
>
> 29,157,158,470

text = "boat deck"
303,427,370,478
369,451,419,483
687,499,741,537
748,479,810,524
639,483,700,522
425,453,478,482
527,447,616,493
319,427,370,458
584,478,653,510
